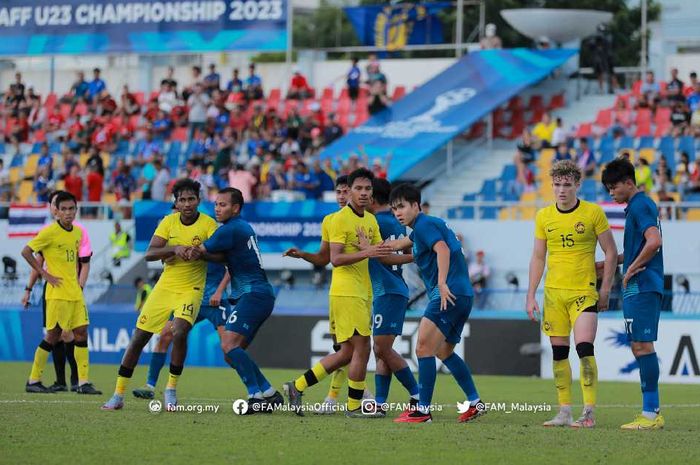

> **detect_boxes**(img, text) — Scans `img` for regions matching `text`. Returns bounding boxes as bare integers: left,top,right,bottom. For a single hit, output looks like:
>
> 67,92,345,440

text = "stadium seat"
171,127,187,142
638,148,656,163
655,107,671,125
594,109,612,129
24,155,39,178
45,93,57,108
686,209,700,221
678,136,695,159
547,92,565,110
632,80,642,96
637,136,655,149
391,86,406,101
575,123,592,138
19,180,34,201
134,92,145,106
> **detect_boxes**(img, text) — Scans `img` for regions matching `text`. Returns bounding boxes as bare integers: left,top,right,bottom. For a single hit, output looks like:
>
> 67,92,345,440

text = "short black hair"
691,71,697,79
172,178,201,200
54,191,77,208
389,183,421,206
134,277,143,287
347,168,374,187
48,190,66,204
372,178,391,205
219,187,244,209
601,158,636,189
335,175,348,187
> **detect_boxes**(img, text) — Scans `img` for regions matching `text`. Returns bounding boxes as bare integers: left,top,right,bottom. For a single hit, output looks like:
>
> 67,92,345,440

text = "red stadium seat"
634,120,651,137
44,93,57,108
149,91,159,102
134,92,145,106
74,102,88,116
654,107,671,125
632,80,643,96
635,108,652,124
547,93,565,110
575,123,593,138
594,108,612,129
527,95,544,111
654,121,670,137
172,126,188,142
391,86,406,101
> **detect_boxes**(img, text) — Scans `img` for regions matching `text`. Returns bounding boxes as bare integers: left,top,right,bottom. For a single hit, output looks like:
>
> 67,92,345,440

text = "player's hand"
21,290,31,309
622,267,645,289
354,227,370,250
174,246,190,260
365,243,393,258
42,271,62,288
598,288,610,312
209,291,222,307
283,248,302,258
163,255,177,264
438,283,456,311
526,294,540,322
186,246,203,261
594,261,604,279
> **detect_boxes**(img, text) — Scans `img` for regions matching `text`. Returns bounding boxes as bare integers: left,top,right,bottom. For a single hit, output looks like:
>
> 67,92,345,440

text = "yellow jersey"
153,212,218,292
328,205,381,298
532,121,556,143
320,211,338,243
534,199,609,291
27,222,83,301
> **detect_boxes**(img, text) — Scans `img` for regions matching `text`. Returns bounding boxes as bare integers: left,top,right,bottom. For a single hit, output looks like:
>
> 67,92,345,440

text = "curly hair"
549,159,582,183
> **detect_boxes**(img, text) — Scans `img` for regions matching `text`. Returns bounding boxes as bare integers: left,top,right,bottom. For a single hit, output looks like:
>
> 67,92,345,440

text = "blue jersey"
623,192,664,297
203,216,274,300
409,213,473,299
368,210,409,299
202,262,229,305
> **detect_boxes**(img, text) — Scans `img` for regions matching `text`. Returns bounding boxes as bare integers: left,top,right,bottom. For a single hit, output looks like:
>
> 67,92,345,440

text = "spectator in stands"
469,250,491,308
290,162,319,199
151,159,171,201
64,164,83,201
640,71,660,103
576,138,597,178
228,104,248,138
88,68,106,104
670,100,691,136
287,68,312,100
228,162,257,201
684,72,698,97
689,159,700,193
86,163,103,202
86,146,105,177
674,151,691,193
421,201,431,215
10,72,25,99
244,63,264,100
312,159,334,195
110,222,131,267
0,159,11,200
113,161,136,200
44,104,66,142
635,158,654,192
27,96,46,131
372,156,389,179
591,33,617,94
514,129,536,187
691,103,700,137
266,162,287,193
368,79,390,115
479,23,502,50
323,113,343,145
550,117,567,147
204,63,221,95
654,155,674,193
120,85,139,116
553,142,573,162
69,71,89,107
226,68,243,95
160,66,178,95
37,143,54,178
187,83,210,140
152,110,173,140
666,68,685,103
96,89,117,116
4,84,25,118
687,81,700,112
347,58,361,105
138,154,157,200
182,65,202,101
33,165,52,202
367,62,387,94
279,134,300,158
157,81,178,113
531,112,556,148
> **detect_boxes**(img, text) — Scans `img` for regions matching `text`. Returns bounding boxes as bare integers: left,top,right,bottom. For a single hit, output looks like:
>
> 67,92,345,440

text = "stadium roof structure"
319,48,578,181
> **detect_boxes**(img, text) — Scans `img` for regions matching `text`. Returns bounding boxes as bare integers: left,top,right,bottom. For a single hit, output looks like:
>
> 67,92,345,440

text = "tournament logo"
575,222,585,234
191,235,202,246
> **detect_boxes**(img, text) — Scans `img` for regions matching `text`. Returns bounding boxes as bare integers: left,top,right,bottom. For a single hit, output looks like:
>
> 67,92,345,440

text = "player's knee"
575,342,594,358
72,326,87,341
552,344,570,361
436,345,454,361
415,341,435,358
631,342,653,357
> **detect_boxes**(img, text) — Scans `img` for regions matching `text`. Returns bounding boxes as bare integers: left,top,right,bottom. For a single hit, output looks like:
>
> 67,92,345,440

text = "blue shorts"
372,294,409,336
623,292,662,342
423,295,472,344
224,292,275,342
195,304,227,330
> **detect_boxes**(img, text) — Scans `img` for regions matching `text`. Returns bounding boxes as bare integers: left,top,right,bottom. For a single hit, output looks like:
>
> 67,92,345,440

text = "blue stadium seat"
479,179,497,200
657,136,675,161
0,143,5,154
10,153,23,167
31,142,42,153
479,207,499,219
115,139,129,155
501,164,517,181
678,136,695,160
616,135,634,151
581,179,597,200
637,136,654,149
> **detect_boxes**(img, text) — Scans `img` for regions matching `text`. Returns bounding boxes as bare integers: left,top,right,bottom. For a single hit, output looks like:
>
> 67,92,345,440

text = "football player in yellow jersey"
22,191,101,394
284,168,395,417
102,179,218,411
526,160,618,428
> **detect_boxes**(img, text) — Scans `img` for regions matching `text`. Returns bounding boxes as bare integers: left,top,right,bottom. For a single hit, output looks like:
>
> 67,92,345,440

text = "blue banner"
344,3,448,50
134,200,336,253
320,48,579,180
0,0,288,55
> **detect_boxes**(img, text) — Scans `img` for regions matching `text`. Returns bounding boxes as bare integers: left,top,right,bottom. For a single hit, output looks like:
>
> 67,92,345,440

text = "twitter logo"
456,400,470,414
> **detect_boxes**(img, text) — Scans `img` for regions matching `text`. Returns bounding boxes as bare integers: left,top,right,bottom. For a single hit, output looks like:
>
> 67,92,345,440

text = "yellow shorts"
542,288,598,337
136,286,203,334
45,298,89,331
330,295,371,343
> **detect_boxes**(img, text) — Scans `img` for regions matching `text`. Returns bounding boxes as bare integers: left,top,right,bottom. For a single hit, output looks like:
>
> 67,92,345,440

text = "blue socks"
250,360,272,394
375,373,391,404
146,352,167,388
417,356,437,411
637,352,660,416
442,352,480,402
394,366,419,398
226,348,262,398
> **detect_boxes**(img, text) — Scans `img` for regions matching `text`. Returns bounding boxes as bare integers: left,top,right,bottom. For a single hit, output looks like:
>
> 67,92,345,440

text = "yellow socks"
579,355,598,407
115,376,130,396
327,367,347,400
294,363,329,392
29,341,52,382
347,379,366,411
553,358,572,406
74,341,89,384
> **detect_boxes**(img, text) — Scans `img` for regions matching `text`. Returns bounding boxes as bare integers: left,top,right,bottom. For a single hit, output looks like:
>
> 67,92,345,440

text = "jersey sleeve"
78,226,93,258
415,219,442,250
321,214,332,242
328,215,346,244
370,216,382,245
27,225,53,253
636,200,659,234
592,205,610,236
534,210,546,240
153,215,171,240
204,223,233,253
205,217,219,240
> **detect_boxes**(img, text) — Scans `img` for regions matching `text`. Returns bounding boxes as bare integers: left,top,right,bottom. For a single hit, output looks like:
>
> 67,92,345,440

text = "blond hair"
549,159,582,183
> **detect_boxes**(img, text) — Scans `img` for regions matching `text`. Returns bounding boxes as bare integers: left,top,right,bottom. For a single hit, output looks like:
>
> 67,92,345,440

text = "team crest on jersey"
543,321,551,332
75,240,80,249
191,235,202,246
574,222,585,234
139,315,148,324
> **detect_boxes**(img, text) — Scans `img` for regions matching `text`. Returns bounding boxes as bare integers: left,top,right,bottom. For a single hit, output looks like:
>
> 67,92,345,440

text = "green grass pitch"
1,362,698,464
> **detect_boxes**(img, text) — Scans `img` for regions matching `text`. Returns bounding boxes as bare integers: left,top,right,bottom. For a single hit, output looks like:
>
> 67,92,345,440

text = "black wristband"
24,287,32,292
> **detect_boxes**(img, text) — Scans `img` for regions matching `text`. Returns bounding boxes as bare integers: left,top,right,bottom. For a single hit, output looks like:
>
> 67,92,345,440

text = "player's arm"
329,241,393,267
596,230,618,312
144,236,192,262
433,240,456,311
622,226,662,288
21,254,44,309
283,240,330,267
526,238,547,322
384,236,413,251
78,258,90,289
209,270,231,307
21,246,61,287
354,229,413,265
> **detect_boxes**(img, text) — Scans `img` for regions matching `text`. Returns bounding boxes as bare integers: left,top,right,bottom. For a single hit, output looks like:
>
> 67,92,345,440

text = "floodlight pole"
455,0,464,57
286,0,293,66
640,0,648,75
49,56,55,94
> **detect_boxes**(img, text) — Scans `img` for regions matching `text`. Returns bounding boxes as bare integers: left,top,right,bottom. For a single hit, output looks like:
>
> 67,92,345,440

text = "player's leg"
541,288,574,426
345,333,373,416
62,330,79,391
133,321,173,399
102,327,154,410
621,292,664,430
49,332,67,392
72,322,101,394
165,317,193,409
324,302,348,404
571,303,598,428
26,322,62,393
